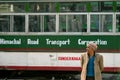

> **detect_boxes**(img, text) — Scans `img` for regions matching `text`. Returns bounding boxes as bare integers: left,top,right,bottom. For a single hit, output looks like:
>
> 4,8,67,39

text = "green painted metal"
25,3,30,12
56,2,60,12
0,35,119,50
86,2,91,12
113,1,117,12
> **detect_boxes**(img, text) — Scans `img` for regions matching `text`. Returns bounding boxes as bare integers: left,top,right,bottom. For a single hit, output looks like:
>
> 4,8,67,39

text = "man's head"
86,42,97,53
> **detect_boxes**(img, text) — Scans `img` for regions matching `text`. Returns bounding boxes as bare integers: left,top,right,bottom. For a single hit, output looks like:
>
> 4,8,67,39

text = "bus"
0,0,120,79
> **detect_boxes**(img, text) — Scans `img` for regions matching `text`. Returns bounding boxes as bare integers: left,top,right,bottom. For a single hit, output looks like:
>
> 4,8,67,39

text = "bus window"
0,15,10,32
14,15,25,32
90,15,99,32
91,14,112,32
59,15,87,32
102,15,113,32
59,15,66,32
29,15,41,32
116,15,120,32
59,2,87,12
0,3,11,12
13,3,25,12
44,15,56,32
29,3,43,12
29,2,56,12
117,1,120,12
101,1,113,12
76,2,87,12
91,2,99,12
59,3,71,12
0,2,26,13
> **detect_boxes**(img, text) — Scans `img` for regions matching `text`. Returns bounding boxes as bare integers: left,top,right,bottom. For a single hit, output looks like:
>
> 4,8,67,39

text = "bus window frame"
0,12,120,35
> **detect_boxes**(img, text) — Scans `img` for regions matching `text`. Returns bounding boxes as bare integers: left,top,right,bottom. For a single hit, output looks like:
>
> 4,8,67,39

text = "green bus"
0,0,120,79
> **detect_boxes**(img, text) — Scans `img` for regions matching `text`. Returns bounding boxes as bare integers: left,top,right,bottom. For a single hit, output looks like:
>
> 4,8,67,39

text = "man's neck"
88,52,95,57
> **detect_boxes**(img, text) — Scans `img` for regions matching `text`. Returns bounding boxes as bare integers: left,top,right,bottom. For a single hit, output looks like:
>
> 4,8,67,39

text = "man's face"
86,45,94,53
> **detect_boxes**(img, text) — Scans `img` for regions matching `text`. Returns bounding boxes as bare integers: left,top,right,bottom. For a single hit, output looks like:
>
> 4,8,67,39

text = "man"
81,42,104,80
